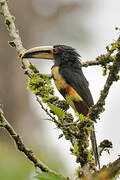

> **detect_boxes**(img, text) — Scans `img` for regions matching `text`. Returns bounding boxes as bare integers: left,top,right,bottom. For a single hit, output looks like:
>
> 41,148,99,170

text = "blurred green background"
0,0,120,179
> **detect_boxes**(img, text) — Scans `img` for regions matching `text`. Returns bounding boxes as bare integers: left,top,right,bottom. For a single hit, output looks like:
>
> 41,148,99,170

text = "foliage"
34,172,68,180
48,103,65,119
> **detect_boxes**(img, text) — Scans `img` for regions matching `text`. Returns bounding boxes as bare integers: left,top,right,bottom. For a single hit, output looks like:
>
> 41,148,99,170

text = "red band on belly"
66,86,76,94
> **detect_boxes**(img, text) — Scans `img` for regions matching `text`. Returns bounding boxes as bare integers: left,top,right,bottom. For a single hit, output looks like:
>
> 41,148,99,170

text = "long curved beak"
20,46,54,60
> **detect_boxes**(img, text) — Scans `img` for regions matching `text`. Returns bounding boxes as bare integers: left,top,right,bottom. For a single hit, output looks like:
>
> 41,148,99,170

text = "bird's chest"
51,66,67,90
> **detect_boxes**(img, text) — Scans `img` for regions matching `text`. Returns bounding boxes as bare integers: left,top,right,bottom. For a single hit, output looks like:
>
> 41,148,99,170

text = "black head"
20,44,81,67
53,45,81,66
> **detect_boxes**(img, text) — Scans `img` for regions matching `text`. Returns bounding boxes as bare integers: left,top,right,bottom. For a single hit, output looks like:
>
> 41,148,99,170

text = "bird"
21,44,100,168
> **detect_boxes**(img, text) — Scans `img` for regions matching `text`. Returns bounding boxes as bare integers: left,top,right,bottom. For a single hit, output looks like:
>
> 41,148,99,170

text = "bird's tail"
90,125,100,169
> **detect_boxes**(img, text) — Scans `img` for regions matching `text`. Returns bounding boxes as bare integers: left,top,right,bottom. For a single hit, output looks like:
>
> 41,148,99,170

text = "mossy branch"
93,157,120,180
81,54,114,67
1,106,120,180
89,50,120,121
0,108,52,173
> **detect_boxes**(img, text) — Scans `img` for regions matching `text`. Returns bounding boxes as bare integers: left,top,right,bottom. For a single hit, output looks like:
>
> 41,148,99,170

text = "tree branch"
0,0,33,75
89,51,120,121
94,157,120,180
0,109,52,173
81,54,114,67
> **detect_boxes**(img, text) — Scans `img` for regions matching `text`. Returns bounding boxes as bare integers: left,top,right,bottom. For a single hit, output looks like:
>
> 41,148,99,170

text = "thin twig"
36,96,59,125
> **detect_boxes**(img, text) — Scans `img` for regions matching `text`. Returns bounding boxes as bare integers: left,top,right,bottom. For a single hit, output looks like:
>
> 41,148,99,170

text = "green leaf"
34,172,67,180
48,104,65,119
45,119,54,122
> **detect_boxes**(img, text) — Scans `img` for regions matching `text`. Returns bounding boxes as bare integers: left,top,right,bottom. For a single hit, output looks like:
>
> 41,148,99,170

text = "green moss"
106,40,120,55
53,100,69,111
73,143,79,156
29,64,39,73
106,45,110,52
102,64,108,76
28,73,54,98
63,113,73,123
0,1,5,6
42,96,59,103
71,113,94,167
111,41,120,51
28,75,44,89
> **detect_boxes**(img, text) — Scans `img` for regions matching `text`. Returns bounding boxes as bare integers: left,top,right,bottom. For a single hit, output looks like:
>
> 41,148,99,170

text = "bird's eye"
53,48,61,55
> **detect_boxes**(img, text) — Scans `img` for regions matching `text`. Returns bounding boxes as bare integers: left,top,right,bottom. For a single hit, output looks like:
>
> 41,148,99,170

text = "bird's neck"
52,59,81,70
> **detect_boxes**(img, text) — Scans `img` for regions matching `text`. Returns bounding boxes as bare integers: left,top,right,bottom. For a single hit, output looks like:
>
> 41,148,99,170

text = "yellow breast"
51,66,67,90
